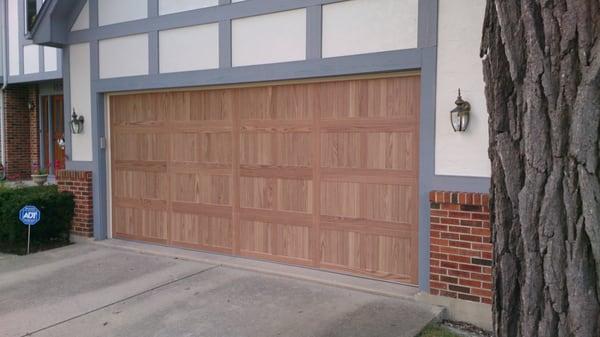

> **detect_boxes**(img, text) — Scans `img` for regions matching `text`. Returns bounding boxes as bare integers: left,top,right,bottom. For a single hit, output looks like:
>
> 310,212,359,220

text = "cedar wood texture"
109,75,421,284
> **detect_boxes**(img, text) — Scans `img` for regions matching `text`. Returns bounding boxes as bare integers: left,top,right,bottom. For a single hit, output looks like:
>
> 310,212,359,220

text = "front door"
41,95,65,174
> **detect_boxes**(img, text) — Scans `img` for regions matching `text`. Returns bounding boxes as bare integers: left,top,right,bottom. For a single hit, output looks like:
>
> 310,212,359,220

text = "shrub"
0,185,74,244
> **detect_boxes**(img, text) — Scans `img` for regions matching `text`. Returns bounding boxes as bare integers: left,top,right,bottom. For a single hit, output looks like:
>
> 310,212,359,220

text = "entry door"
110,75,420,284
41,95,65,172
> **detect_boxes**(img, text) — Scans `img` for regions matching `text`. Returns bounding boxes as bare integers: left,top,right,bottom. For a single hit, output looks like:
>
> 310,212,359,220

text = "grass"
417,324,461,337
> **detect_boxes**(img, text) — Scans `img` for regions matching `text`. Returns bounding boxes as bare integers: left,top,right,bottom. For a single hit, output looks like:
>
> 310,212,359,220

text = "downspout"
0,0,7,180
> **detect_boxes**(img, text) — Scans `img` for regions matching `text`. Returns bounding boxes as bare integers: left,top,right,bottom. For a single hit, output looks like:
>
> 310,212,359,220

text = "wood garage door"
109,74,420,284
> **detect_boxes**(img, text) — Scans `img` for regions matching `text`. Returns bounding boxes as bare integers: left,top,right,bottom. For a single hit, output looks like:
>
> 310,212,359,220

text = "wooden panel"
171,212,232,250
110,74,420,285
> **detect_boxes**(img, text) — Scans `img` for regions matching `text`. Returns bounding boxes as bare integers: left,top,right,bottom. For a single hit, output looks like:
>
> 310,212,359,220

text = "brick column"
57,170,93,237
3,84,39,180
429,191,492,304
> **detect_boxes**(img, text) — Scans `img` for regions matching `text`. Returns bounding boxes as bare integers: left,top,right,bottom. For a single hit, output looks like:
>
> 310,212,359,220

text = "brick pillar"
57,170,93,237
3,84,39,180
429,191,492,304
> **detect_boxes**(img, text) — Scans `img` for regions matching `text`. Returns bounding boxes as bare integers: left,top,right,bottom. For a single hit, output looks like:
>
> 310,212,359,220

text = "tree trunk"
481,1,600,336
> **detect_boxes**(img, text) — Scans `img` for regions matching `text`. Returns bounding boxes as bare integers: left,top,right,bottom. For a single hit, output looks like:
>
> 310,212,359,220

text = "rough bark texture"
481,1,600,336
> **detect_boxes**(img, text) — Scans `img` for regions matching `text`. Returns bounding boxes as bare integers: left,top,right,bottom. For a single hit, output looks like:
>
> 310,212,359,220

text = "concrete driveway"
0,242,438,337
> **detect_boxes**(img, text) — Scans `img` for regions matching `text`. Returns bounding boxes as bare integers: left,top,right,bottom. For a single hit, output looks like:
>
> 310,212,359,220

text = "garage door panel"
172,173,231,205
240,220,311,262
171,213,233,251
189,90,231,121
278,178,313,213
113,133,169,162
317,78,420,120
321,133,361,169
321,181,416,224
270,84,314,120
113,169,169,201
240,132,312,167
320,229,414,282
171,132,233,165
365,131,417,171
240,177,313,213
113,207,169,243
110,94,167,125
111,75,420,284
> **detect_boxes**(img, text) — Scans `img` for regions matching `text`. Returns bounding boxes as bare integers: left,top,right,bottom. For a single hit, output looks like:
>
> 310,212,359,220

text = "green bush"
0,185,74,244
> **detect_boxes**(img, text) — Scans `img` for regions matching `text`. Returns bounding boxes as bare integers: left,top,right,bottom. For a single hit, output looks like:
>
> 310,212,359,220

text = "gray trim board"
148,0,159,18
218,20,231,69
306,5,322,60
432,175,490,193
89,0,98,29
148,31,159,75
418,46,436,292
63,46,72,160
418,0,438,48
8,70,62,84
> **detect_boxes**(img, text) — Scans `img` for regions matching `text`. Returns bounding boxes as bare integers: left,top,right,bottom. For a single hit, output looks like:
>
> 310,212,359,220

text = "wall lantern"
70,108,85,134
27,101,35,111
450,89,471,132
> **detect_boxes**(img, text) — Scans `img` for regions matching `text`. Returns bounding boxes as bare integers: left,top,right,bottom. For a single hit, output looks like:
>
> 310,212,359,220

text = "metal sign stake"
27,225,31,255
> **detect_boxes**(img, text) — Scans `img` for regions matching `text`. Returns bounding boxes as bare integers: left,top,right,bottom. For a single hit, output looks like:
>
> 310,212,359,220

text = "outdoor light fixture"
70,108,84,134
27,101,35,111
450,89,471,132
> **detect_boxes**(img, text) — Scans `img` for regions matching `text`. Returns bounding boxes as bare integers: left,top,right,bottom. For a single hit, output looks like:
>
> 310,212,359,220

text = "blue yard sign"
19,205,41,255
20,206,41,226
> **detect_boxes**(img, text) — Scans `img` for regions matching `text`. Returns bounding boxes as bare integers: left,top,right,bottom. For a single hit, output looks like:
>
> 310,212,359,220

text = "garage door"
109,74,420,284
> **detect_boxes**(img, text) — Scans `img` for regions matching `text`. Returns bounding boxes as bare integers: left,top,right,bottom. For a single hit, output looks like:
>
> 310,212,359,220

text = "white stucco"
8,0,19,76
232,9,306,67
322,0,418,58
98,0,147,26
69,43,92,162
99,34,149,79
159,0,218,15
159,23,219,73
71,0,90,31
435,0,490,177
44,47,58,72
23,45,40,74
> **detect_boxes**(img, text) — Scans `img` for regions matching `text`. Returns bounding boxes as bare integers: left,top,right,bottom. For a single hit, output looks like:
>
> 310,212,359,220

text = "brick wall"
429,191,492,304
57,170,93,237
3,84,39,180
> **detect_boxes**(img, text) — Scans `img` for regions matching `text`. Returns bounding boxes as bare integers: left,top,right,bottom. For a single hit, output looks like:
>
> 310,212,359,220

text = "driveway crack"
21,265,221,337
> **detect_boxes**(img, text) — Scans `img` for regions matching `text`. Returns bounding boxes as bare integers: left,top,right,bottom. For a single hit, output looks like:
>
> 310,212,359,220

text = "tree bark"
481,1,600,336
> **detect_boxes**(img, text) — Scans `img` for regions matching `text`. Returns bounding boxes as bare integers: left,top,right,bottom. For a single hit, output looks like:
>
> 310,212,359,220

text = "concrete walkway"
0,242,440,337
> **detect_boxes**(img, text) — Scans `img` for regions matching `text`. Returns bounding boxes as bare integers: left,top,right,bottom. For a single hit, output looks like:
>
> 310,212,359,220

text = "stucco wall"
99,34,149,79
232,9,307,67
435,0,490,178
159,24,219,73
322,0,418,58
69,43,92,162
159,0,218,15
98,0,148,26
8,0,19,76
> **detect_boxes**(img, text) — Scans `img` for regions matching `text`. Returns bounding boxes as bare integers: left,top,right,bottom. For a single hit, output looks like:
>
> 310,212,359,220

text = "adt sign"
19,206,41,226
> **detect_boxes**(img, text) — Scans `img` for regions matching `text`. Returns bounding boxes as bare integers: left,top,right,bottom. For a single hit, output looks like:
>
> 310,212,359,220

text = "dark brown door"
110,75,420,284
42,95,65,171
